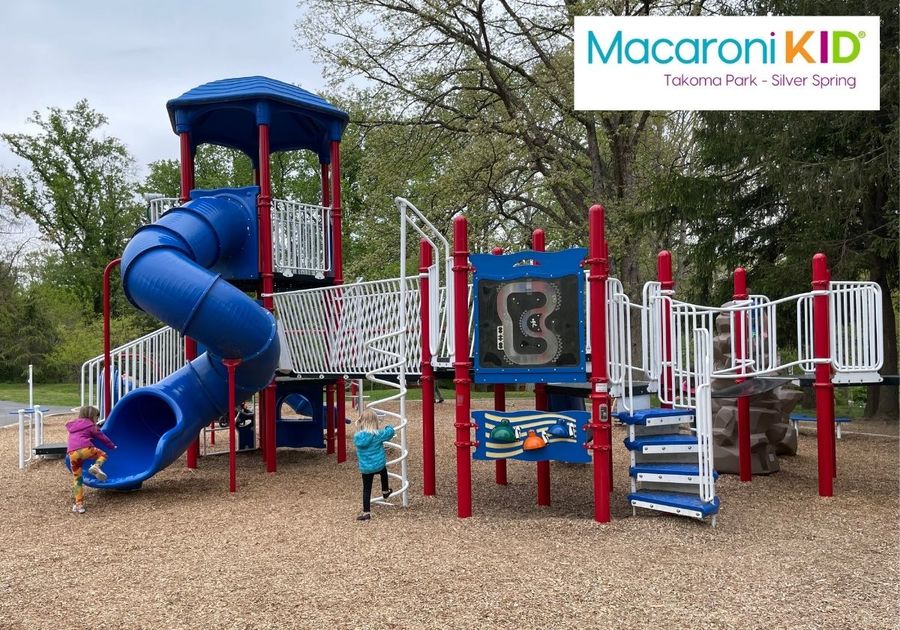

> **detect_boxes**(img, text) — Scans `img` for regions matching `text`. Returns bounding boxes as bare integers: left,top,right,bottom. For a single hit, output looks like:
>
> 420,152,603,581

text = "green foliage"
0,101,144,315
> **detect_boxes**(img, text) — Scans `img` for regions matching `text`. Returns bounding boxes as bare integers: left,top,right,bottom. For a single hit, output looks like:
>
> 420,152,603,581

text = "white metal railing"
644,280,884,394
272,198,331,278
829,281,883,374
17,365,44,470
693,328,716,503
606,278,635,411
80,326,184,420
146,197,179,223
273,278,421,376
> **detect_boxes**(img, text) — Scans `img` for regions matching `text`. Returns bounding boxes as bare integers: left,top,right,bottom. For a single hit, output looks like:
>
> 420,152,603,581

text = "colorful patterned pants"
68,447,107,504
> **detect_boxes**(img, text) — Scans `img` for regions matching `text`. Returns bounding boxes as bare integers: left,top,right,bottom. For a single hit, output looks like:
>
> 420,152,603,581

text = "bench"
789,414,851,439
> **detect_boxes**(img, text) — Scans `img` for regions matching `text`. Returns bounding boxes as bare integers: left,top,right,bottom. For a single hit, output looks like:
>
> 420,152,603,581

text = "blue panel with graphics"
471,248,587,384
472,409,591,464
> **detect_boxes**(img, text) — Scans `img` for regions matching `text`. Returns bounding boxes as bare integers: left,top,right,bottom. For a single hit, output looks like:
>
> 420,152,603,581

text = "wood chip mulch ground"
1,399,897,629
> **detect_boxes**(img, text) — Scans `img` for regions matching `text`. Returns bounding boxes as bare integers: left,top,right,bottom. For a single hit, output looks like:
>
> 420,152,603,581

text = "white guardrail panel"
80,326,184,419
829,281,883,373
273,278,422,376
272,199,331,278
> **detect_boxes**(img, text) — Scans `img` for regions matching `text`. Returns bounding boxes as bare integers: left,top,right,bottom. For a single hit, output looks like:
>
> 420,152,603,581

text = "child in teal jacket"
353,409,394,521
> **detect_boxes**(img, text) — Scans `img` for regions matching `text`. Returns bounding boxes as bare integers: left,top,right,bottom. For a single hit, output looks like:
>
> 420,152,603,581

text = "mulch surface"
1,400,897,629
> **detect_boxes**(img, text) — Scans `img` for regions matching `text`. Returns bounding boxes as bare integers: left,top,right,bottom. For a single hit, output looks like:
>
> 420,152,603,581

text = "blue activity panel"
473,409,591,464
471,248,587,384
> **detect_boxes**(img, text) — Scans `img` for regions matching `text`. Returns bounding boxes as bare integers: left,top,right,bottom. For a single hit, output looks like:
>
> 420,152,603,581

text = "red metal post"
420,239,437,496
178,132,192,204
224,358,241,493
812,254,835,496
733,267,752,482
657,251,675,408
532,230,552,506
258,124,278,473
588,205,612,523
185,337,200,468
325,384,335,455
453,216,473,518
490,246,508,486
177,132,202,468
102,258,122,421
330,141,347,463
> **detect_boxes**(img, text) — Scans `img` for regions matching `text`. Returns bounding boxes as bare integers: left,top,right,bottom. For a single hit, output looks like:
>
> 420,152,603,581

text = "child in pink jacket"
66,406,116,513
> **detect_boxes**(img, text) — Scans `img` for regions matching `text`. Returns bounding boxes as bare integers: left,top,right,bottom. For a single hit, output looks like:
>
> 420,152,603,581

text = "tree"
649,0,898,419
0,101,144,315
295,0,715,288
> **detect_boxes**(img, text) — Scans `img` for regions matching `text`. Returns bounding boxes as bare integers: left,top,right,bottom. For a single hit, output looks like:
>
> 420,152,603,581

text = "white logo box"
574,16,880,110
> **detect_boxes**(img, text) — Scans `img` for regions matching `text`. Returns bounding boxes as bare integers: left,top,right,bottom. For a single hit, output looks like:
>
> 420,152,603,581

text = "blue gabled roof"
166,76,349,165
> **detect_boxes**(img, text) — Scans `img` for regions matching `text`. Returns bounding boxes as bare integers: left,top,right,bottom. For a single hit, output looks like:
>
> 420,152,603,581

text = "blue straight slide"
76,194,279,490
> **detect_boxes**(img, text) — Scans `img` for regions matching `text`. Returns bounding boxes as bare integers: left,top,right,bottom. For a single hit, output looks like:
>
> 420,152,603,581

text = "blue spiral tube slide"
79,193,279,490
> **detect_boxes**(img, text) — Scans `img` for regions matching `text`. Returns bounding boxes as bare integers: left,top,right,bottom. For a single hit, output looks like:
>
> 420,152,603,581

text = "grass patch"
0,382,81,408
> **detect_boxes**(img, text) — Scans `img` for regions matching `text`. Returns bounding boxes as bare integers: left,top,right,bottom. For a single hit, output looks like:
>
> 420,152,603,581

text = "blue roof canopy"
166,76,349,165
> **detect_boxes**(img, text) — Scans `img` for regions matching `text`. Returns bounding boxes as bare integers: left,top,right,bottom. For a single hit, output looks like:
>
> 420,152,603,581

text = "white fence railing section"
144,195,332,280
641,280,884,396
80,326,184,420
271,199,331,278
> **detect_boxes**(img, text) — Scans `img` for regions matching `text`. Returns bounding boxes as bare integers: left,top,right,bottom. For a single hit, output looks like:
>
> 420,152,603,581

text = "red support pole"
258,123,278,473
812,254,835,497
657,251,675,409
330,141,348,463
224,358,241,493
325,384,335,455
178,132,192,204
588,205,612,523
733,267,752,482
453,215,473,518
532,230,552,507
177,132,202,468
420,239,437,496
102,258,122,422
491,246,508,486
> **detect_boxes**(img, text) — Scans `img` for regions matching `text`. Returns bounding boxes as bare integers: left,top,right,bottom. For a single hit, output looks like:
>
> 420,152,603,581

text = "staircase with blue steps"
619,407,719,525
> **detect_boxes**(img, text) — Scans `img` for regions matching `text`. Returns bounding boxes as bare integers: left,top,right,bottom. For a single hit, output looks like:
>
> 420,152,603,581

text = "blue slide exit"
80,193,279,490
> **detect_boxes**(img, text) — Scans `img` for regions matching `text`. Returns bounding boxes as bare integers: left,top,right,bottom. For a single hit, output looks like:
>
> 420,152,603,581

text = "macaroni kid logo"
573,16,880,111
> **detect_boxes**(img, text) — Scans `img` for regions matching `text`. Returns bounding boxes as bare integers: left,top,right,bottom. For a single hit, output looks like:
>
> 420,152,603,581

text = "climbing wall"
710,308,802,475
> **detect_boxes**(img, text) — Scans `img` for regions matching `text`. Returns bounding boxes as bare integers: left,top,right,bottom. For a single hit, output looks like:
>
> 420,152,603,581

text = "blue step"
628,490,720,517
617,407,695,426
624,434,698,452
630,463,719,480
789,414,851,424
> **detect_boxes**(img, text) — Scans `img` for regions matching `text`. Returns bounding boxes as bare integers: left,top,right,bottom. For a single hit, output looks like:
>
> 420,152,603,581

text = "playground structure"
68,76,886,525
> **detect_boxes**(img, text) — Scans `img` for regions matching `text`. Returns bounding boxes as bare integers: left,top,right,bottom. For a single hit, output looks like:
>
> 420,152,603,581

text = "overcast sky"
0,0,327,174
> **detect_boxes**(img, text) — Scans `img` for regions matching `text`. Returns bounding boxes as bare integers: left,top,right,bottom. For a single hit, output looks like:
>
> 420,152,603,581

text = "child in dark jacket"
353,409,394,521
66,405,116,513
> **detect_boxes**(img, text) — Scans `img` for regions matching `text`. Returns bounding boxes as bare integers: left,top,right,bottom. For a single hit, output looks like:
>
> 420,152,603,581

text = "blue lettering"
651,38,674,63
588,30,621,64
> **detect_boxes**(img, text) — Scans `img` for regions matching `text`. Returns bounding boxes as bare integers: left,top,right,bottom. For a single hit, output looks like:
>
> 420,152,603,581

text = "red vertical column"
588,205,611,523
812,254,835,496
491,247,508,486
532,229,551,507
330,141,348,463
733,268,752,482
321,158,336,458
258,124,278,473
453,216,473,518
657,251,675,409
224,358,241,493
420,240,437,496
179,132,201,469
102,258,121,422
325,384,335,454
